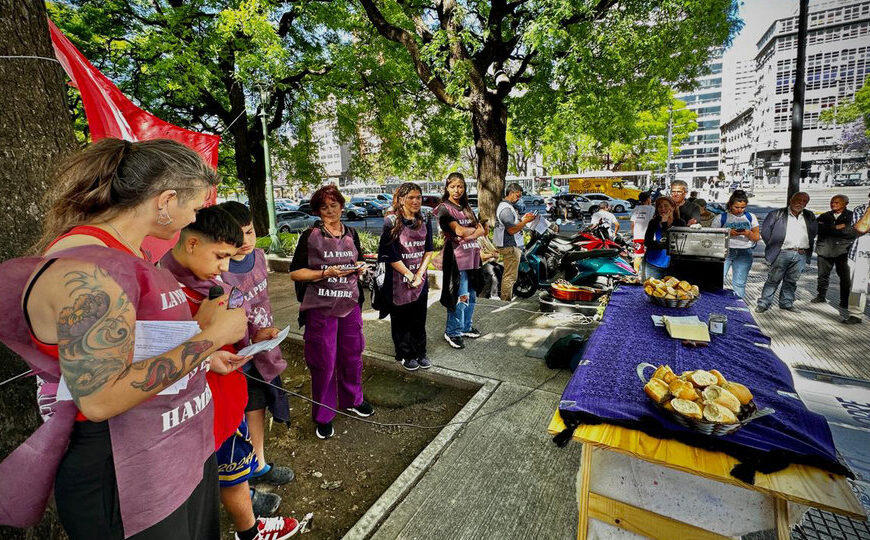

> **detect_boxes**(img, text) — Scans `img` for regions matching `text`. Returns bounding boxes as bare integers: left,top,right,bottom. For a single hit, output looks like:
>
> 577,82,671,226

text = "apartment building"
748,0,870,185
311,118,353,185
672,49,725,187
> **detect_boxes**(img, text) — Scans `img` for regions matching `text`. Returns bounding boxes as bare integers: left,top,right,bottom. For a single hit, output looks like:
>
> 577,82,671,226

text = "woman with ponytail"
377,182,435,370
0,138,248,539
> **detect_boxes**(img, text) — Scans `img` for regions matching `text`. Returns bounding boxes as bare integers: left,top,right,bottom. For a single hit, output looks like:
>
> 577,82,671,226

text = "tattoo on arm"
130,340,213,392
57,268,134,405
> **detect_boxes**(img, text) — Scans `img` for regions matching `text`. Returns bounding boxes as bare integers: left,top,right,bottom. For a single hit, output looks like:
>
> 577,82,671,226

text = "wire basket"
636,363,775,437
645,292,700,309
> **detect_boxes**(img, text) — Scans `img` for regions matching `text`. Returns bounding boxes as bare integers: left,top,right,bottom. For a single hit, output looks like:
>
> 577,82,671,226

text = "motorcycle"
513,223,636,298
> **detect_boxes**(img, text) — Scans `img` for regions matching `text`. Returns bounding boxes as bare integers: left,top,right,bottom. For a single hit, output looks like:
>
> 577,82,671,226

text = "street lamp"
257,84,281,256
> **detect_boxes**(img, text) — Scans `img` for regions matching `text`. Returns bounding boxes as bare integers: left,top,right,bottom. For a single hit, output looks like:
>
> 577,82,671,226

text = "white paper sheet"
531,214,551,234
235,325,291,357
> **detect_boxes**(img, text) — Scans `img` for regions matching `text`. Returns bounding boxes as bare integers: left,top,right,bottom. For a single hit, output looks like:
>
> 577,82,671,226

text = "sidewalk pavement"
267,267,869,539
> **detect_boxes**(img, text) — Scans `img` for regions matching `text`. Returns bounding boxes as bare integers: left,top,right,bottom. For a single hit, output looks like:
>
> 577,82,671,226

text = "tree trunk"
230,121,269,236
0,0,76,537
470,94,508,222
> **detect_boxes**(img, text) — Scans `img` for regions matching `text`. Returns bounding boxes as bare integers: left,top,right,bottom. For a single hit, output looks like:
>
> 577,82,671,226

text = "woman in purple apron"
217,201,294,486
0,139,249,539
377,183,435,371
289,186,373,440
435,172,486,350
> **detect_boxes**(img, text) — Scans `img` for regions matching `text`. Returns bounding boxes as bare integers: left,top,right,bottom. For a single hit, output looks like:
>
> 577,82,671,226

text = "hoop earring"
157,207,173,226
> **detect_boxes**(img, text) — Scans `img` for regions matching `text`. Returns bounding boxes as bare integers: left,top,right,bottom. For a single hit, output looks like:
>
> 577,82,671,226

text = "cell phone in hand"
338,262,365,272
228,287,245,309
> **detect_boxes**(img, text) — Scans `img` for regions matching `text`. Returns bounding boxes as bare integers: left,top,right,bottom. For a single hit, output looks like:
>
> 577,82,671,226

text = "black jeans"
390,288,429,361
55,421,220,540
817,253,851,306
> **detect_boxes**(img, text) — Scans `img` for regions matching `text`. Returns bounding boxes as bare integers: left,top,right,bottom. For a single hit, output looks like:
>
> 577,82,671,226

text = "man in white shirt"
757,192,817,313
590,202,619,240
630,192,654,242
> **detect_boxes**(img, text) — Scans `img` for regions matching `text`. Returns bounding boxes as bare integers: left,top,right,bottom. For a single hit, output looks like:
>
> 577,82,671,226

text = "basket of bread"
643,276,700,308
637,363,775,436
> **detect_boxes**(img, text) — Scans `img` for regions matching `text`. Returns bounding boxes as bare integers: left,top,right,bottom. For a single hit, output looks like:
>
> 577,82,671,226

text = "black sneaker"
461,328,481,338
842,316,863,325
315,422,334,440
250,488,281,517
444,333,465,349
755,305,769,313
249,463,295,486
417,356,431,369
347,400,374,417
400,358,419,371
810,296,827,303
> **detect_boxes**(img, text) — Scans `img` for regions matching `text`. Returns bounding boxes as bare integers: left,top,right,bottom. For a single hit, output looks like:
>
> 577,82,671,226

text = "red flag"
47,18,220,261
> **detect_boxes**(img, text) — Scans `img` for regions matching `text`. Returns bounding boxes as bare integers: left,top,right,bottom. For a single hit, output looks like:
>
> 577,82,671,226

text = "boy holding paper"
160,207,300,540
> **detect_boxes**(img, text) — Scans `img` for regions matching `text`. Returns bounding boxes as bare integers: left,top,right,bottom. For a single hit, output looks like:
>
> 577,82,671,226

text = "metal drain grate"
792,509,870,540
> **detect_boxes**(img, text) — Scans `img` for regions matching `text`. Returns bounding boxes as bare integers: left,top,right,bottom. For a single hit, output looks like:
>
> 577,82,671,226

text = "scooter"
555,224,633,258
513,224,636,298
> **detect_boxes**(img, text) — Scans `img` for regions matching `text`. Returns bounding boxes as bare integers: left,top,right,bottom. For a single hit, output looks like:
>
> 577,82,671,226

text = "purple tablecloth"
557,286,851,482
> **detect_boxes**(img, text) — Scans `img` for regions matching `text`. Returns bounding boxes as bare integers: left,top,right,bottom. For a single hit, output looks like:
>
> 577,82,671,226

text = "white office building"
743,0,870,186
672,49,724,187
311,118,353,185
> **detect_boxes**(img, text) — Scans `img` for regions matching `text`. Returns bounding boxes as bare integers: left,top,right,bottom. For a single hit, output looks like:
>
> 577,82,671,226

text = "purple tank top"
299,227,360,318
391,216,429,306
221,250,286,381
442,202,481,271
0,246,214,537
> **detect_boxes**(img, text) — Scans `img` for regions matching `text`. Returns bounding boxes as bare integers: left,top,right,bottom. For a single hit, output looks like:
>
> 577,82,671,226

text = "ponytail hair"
441,172,477,225
35,138,219,252
726,190,749,213
390,182,424,240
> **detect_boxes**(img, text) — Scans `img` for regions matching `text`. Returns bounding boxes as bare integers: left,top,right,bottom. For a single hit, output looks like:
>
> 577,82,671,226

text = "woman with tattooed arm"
0,139,248,539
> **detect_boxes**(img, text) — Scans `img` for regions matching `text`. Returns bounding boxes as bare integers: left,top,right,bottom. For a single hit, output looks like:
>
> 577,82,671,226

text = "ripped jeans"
445,270,477,337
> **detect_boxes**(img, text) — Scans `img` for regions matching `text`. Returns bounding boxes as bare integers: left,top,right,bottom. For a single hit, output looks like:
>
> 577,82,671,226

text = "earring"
157,207,173,226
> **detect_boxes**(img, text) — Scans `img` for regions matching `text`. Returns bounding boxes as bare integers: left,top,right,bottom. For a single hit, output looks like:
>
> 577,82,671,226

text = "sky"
724,0,800,64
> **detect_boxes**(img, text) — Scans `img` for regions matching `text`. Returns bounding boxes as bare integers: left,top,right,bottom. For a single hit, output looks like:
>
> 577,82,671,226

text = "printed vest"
493,200,523,248
391,216,429,306
299,228,360,318
441,202,481,271
0,246,214,537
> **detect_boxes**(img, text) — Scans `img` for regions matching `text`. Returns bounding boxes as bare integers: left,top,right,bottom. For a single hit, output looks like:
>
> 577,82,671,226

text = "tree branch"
562,0,619,26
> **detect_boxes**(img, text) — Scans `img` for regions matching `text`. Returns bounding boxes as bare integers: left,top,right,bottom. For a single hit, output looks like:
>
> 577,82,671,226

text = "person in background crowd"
720,190,760,299
669,179,700,225
494,183,536,301
844,193,870,324
0,138,248,539
590,201,619,240
436,172,486,350
160,208,299,540
218,202,295,490
477,224,503,300
629,191,654,271
756,192,817,313
694,198,716,228
813,195,855,309
688,191,699,205
289,185,373,440
377,182,435,371
643,197,685,280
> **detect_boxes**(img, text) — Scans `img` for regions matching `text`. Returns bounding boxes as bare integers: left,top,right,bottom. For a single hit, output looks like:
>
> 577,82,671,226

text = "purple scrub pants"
303,305,365,424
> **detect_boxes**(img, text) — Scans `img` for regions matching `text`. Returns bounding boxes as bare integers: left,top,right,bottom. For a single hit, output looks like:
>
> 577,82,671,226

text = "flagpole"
258,85,281,255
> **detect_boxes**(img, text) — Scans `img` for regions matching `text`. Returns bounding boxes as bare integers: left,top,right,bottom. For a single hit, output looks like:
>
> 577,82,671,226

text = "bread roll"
690,285,700,296
709,369,727,386
701,385,741,413
644,285,655,295
652,365,675,382
669,379,699,401
676,290,690,300
662,399,675,412
678,280,692,292
688,370,718,388
664,276,678,287
722,382,753,405
703,402,738,424
653,288,667,298
671,398,702,420
644,379,670,403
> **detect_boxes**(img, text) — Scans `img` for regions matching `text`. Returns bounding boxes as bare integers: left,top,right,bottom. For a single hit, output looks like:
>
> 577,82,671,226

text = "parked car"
342,202,368,220
578,192,633,213
353,199,388,217
274,199,298,212
834,172,866,187
519,194,545,206
421,194,442,208
297,202,314,215
375,193,393,204
545,193,587,219
276,210,318,232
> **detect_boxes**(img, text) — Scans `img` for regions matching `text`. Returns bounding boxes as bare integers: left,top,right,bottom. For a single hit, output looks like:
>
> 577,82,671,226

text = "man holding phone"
494,183,537,301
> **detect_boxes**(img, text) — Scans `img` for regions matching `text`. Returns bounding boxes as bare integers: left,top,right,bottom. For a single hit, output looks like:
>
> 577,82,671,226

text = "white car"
578,193,633,214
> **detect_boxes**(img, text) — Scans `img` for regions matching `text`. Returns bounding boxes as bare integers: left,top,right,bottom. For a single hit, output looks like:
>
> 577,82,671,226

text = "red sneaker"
235,516,301,540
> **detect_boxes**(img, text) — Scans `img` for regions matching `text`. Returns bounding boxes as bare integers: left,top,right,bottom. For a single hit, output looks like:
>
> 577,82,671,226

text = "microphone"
208,285,224,300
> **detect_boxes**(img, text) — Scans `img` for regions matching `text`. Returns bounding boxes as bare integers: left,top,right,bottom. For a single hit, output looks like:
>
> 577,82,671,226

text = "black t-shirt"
290,223,365,305
676,201,701,224
436,201,476,237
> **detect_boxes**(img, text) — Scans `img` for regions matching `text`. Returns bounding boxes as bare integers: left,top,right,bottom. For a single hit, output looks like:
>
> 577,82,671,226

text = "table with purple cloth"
556,285,852,483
